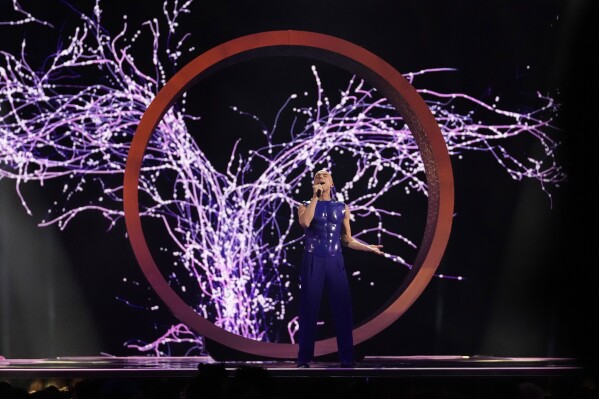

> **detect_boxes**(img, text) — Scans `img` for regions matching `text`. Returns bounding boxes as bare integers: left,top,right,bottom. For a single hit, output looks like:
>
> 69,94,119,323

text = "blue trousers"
297,252,354,364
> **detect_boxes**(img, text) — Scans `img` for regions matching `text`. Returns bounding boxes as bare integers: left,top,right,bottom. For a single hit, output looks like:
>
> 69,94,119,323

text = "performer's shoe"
339,361,357,368
297,363,310,368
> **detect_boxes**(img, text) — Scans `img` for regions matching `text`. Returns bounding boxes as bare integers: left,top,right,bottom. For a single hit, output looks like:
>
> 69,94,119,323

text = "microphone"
316,183,323,198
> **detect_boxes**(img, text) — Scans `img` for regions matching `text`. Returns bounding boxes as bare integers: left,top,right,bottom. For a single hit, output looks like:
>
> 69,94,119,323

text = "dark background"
0,0,597,374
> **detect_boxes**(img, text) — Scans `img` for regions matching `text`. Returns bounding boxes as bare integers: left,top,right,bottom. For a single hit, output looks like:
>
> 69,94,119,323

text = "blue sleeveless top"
302,200,346,257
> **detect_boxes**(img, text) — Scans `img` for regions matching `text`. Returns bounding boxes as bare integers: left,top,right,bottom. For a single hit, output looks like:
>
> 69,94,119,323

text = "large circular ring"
123,30,454,358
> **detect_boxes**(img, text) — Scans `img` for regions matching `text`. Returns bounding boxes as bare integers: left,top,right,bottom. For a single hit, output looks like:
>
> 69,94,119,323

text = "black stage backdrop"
0,0,597,374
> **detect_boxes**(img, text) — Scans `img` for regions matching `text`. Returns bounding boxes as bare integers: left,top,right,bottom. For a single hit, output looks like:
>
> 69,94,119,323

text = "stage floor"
0,355,583,379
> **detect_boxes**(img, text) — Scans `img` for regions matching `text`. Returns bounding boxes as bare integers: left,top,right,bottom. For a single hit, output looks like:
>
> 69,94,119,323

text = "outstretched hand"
368,244,384,255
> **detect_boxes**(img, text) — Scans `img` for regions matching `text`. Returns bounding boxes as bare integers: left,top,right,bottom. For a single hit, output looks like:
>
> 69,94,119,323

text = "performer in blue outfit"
296,169,384,368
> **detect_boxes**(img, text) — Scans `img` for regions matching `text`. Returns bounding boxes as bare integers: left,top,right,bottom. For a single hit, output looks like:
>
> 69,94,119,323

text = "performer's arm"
341,204,384,255
298,184,321,228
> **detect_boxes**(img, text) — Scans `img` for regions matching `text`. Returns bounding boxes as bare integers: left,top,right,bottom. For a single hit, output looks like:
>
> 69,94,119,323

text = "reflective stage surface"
2,355,594,399
0,355,583,378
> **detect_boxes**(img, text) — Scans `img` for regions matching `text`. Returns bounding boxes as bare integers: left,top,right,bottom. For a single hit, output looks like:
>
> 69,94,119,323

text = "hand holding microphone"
313,182,325,198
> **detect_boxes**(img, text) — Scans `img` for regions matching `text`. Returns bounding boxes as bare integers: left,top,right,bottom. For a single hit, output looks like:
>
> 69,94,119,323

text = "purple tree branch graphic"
0,1,564,354
0,0,53,27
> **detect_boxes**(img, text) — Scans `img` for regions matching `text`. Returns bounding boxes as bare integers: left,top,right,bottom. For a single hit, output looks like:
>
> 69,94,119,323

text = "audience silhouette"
2,364,598,399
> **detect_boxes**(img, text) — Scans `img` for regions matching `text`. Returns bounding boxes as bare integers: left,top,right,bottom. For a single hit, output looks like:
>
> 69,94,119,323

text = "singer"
296,169,384,368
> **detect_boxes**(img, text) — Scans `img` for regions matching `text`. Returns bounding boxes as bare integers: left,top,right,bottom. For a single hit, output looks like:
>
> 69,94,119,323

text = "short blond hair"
313,169,332,177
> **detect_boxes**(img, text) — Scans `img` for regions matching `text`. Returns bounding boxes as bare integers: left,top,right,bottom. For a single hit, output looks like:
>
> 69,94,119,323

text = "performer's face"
313,170,334,191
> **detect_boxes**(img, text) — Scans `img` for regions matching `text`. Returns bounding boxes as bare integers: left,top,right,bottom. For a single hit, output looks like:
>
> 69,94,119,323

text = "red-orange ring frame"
123,30,454,358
